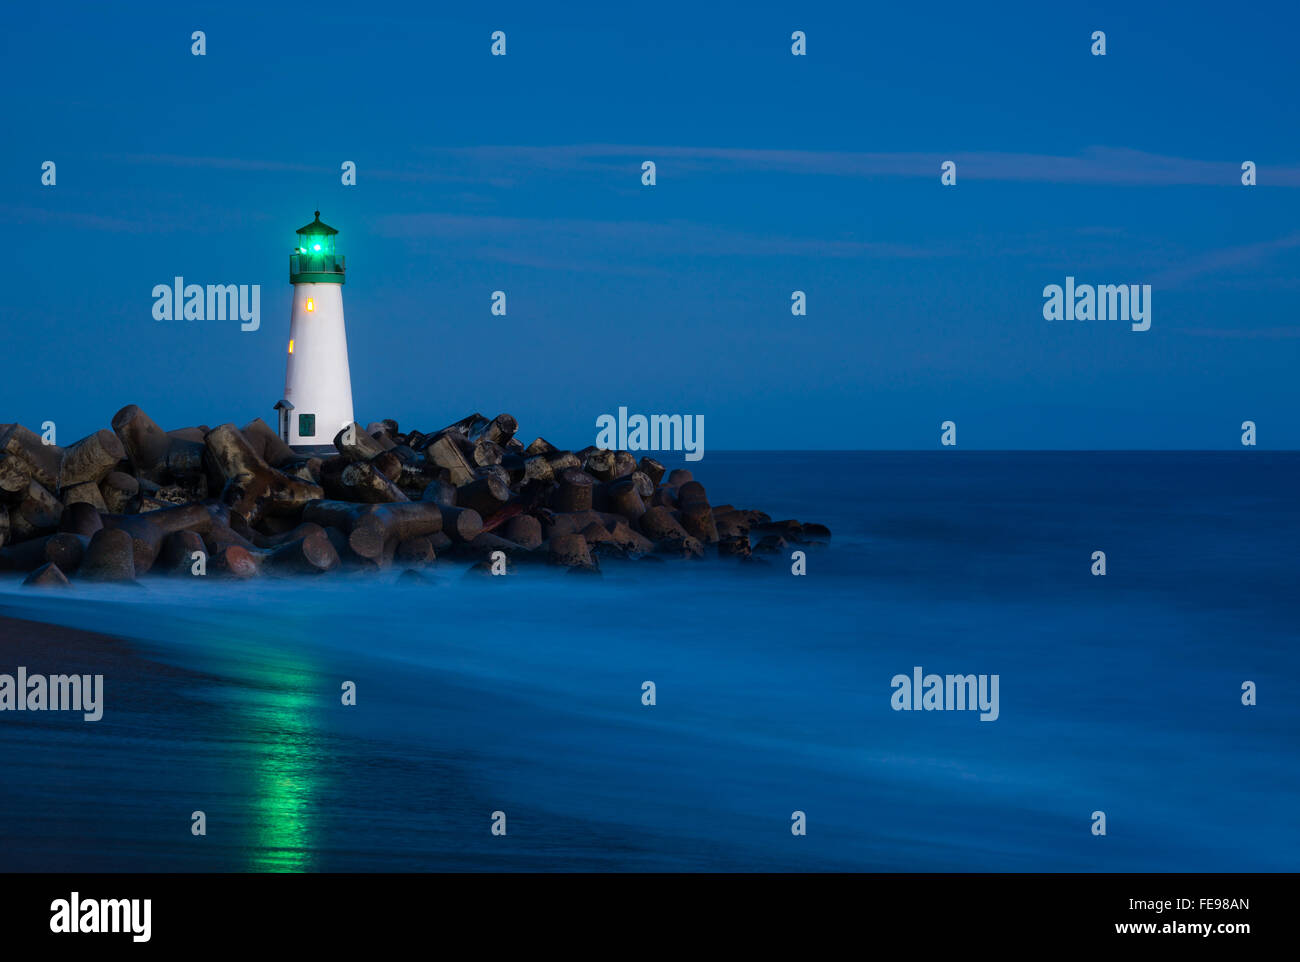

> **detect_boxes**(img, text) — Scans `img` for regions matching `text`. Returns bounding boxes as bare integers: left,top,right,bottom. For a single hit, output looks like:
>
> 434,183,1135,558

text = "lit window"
305,298,314,312
288,339,294,354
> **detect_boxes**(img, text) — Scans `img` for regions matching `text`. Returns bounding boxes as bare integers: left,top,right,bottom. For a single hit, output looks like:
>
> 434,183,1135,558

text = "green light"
298,247,306,254
313,243,321,251
246,666,321,872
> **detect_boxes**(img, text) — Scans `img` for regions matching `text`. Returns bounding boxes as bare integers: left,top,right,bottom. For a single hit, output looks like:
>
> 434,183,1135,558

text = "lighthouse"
277,211,354,451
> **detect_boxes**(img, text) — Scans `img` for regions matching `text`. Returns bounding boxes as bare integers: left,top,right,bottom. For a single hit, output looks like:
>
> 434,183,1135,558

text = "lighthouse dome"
290,211,345,284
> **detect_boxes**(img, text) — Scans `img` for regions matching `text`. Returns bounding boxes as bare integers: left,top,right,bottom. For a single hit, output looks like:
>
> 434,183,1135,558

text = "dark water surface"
1,452,1296,871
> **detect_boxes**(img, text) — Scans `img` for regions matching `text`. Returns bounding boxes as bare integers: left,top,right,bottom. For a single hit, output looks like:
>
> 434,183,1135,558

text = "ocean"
0,451,1296,871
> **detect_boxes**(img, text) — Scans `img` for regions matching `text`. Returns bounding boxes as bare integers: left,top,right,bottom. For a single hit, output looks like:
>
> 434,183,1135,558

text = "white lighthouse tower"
277,211,355,451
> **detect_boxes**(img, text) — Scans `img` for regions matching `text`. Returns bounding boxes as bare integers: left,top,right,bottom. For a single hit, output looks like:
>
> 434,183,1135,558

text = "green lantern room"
289,211,346,284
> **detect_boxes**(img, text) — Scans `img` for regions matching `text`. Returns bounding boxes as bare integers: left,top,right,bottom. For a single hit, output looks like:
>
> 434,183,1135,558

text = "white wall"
283,282,354,448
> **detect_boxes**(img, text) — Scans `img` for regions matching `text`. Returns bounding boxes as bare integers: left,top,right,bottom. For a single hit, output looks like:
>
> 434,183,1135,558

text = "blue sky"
1,1,1296,448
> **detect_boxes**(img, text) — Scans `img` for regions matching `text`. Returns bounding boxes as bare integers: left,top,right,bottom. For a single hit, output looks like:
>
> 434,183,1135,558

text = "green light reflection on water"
244,666,324,873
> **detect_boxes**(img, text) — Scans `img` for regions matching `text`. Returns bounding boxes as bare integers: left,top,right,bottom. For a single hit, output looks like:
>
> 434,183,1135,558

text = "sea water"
0,452,1296,871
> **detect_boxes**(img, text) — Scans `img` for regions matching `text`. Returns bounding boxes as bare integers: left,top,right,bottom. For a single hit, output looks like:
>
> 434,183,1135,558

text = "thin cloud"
1150,231,1300,288
104,152,510,187
103,145,1300,187
0,204,173,233
108,153,326,173
420,144,1300,187
373,211,944,261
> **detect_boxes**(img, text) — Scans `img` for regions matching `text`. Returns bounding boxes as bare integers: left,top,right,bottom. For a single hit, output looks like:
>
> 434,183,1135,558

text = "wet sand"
0,611,502,872
0,608,693,872
0,612,220,870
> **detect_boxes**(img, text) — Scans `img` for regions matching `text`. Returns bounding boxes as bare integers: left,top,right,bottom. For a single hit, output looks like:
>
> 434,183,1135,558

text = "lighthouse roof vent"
296,211,338,235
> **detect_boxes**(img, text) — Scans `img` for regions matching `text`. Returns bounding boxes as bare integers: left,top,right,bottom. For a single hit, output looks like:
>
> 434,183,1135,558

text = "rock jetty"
0,407,830,584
